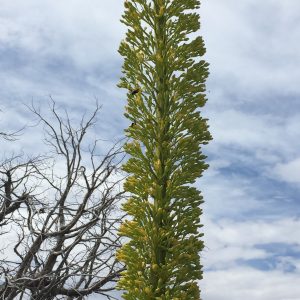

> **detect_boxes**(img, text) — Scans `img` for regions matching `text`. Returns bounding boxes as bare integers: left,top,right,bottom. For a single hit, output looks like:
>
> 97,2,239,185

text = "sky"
0,0,300,299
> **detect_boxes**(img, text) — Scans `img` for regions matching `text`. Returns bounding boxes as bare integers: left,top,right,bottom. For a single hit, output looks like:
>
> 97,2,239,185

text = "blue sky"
0,0,299,299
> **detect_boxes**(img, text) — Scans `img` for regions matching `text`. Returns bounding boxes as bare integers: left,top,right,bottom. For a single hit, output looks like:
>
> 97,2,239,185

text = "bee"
130,88,140,95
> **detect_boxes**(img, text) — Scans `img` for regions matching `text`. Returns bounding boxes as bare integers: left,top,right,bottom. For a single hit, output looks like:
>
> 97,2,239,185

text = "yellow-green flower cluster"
117,0,211,299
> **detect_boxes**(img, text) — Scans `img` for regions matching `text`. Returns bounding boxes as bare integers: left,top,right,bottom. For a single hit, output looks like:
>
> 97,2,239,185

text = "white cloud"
207,109,300,160
201,217,300,299
202,266,300,300
204,217,300,251
204,108,300,192
200,175,266,218
0,0,124,69
202,0,300,97
273,158,300,184
0,0,126,143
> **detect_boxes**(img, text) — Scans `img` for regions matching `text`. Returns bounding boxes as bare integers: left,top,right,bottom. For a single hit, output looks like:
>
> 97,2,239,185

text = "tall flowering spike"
117,0,212,299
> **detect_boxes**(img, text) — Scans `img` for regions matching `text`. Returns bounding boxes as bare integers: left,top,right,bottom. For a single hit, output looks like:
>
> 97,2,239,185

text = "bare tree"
0,155,44,228
0,102,126,300
0,110,32,230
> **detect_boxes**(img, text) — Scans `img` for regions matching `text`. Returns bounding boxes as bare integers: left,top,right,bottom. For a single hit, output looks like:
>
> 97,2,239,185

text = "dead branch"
0,102,126,300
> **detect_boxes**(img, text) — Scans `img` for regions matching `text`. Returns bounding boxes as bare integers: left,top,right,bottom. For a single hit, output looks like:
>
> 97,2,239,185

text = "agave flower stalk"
117,0,212,299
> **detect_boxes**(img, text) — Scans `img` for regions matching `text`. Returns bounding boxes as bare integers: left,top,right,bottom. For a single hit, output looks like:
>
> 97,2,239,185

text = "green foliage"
117,0,211,299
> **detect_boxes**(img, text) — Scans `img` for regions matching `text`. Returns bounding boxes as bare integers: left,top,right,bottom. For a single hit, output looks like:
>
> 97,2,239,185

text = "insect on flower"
130,88,140,95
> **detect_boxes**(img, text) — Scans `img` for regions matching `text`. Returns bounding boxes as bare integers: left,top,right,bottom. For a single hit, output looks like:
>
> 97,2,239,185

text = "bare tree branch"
0,102,126,299
0,108,24,141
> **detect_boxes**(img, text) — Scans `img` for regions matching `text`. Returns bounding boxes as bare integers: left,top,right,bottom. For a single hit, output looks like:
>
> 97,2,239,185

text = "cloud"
0,0,128,145
273,158,300,184
0,0,124,69
201,217,300,299
202,266,300,300
204,217,300,251
202,0,300,98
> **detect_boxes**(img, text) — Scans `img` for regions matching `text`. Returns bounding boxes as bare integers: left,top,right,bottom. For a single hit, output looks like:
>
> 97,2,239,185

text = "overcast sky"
0,1,299,299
